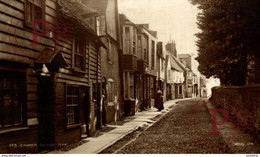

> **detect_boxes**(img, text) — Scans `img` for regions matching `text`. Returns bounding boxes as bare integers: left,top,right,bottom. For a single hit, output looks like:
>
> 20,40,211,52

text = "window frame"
129,73,134,99
0,71,26,129
132,28,136,55
65,85,80,127
161,59,164,71
137,35,142,59
96,15,106,36
151,40,155,69
107,39,112,62
146,38,149,66
72,37,87,73
124,26,131,54
107,80,114,103
24,0,46,31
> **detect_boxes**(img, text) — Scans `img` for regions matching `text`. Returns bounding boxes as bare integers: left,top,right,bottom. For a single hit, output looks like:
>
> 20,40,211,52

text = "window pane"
26,2,32,22
66,86,79,125
100,16,106,26
97,16,106,36
74,38,86,71
34,0,42,7
124,72,128,98
34,5,43,30
3,93,13,125
0,72,24,127
75,54,83,69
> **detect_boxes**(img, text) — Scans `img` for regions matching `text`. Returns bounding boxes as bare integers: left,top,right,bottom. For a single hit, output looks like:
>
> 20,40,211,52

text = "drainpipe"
96,45,100,129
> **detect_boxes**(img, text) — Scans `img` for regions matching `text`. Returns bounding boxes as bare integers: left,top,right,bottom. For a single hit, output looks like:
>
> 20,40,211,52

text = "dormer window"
96,15,106,36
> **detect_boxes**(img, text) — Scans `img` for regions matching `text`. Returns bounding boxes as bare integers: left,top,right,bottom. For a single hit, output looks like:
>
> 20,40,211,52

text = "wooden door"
38,76,54,151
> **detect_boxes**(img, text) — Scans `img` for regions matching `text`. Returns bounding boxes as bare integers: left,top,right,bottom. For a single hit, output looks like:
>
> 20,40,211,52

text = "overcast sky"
118,0,200,55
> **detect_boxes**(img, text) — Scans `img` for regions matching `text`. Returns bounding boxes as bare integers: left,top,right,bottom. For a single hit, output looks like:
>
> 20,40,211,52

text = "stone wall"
210,85,260,136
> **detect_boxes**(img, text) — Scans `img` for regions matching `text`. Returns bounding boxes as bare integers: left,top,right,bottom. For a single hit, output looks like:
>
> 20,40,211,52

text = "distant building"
137,24,158,109
118,14,138,116
157,42,166,102
85,0,122,125
178,54,199,98
165,54,186,100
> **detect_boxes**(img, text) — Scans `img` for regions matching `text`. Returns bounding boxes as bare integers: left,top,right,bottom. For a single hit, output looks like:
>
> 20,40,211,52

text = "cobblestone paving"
115,98,231,153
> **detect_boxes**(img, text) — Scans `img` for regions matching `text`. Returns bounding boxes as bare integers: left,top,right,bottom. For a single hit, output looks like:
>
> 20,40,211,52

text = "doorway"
175,85,178,99
38,76,54,151
80,86,90,138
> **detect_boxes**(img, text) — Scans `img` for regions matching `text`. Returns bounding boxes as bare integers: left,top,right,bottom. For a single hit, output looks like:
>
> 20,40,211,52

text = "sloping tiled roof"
82,0,109,15
58,0,99,36
136,24,157,38
170,56,183,72
119,14,136,26
59,0,98,17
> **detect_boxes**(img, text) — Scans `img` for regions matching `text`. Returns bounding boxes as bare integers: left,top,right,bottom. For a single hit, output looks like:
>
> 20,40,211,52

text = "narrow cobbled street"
101,98,260,154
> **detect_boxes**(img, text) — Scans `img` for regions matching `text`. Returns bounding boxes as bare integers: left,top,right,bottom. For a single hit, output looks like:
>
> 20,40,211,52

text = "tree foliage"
189,0,260,86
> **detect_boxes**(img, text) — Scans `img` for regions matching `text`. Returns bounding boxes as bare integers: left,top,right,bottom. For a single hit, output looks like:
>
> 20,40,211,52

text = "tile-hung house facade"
137,24,157,109
0,0,105,153
156,42,166,102
119,14,137,116
84,0,122,125
165,54,185,100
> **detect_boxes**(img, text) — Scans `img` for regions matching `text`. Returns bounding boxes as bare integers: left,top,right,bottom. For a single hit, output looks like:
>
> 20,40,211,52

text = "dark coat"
155,90,164,110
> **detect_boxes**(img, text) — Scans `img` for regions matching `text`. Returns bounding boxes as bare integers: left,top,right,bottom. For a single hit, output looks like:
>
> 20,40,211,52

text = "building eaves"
171,55,189,72
82,0,109,15
170,56,184,72
136,24,157,39
119,14,137,27
58,0,98,34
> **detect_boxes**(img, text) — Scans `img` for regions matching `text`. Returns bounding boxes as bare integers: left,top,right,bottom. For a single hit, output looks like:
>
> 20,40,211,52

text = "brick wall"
54,82,81,147
210,85,260,136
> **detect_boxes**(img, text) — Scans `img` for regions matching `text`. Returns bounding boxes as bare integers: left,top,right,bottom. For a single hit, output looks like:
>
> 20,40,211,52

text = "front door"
38,76,54,151
175,85,178,99
79,86,90,137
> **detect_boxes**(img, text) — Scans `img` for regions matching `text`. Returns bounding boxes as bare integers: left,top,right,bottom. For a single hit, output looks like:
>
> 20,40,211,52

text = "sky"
118,0,220,94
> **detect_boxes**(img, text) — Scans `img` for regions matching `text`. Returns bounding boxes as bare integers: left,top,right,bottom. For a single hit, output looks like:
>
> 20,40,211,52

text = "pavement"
50,98,189,154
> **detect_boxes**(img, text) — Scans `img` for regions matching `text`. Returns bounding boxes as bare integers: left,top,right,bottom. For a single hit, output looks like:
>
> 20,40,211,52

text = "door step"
81,134,88,139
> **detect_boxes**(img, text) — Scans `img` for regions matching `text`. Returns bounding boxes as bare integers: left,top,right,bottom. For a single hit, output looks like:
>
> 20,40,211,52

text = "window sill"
0,127,29,135
72,68,87,74
108,61,113,65
66,124,81,130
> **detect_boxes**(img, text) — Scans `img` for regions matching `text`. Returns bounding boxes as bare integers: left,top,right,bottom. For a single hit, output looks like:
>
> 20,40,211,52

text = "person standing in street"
155,89,164,111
